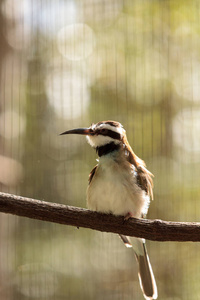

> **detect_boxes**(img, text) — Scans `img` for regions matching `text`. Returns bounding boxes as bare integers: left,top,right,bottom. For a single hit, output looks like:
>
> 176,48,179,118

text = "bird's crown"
86,120,125,148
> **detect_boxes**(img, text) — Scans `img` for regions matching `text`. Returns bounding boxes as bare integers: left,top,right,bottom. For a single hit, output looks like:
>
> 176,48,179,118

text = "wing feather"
88,165,97,185
122,135,154,200
136,165,154,200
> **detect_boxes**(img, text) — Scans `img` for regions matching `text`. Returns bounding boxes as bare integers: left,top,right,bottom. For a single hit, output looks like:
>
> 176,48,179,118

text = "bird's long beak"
60,127,93,136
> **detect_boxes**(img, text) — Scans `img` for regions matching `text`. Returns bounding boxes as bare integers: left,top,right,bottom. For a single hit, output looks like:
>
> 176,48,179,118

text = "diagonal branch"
0,192,199,242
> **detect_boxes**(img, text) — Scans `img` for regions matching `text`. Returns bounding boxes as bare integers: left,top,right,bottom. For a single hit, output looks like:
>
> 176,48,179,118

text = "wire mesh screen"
0,0,200,299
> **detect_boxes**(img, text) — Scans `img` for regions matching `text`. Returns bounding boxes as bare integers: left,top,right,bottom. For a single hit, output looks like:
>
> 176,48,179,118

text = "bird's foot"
124,212,134,220
123,212,134,224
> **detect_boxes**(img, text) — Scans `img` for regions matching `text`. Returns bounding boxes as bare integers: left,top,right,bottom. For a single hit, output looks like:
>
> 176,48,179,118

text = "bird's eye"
101,128,107,134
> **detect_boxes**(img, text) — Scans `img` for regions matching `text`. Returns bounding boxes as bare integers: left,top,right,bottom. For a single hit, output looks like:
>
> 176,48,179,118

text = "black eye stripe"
107,130,121,140
96,129,121,140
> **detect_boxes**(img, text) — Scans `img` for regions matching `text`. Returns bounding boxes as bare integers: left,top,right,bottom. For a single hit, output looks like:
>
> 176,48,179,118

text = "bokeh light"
1,1,200,300
57,23,96,61
0,155,23,186
0,110,26,139
173,109,200,161
46,70,90,119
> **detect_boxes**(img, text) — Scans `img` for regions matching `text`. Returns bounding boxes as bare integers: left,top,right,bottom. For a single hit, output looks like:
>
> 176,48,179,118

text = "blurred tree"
0,0,200,299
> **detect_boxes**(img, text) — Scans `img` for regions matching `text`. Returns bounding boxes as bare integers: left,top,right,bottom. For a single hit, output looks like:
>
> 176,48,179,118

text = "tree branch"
0,192,199,242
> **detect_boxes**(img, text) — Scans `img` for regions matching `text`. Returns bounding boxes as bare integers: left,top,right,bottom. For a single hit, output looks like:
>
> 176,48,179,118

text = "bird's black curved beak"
60,127,93,136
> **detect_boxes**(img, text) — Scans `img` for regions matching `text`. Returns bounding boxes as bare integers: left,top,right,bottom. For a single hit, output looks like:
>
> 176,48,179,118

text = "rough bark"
0,192,199,242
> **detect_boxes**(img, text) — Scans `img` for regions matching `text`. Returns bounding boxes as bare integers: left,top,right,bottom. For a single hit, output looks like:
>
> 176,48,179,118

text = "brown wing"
122,135,154,200
88,165,97,185
136,165,154,200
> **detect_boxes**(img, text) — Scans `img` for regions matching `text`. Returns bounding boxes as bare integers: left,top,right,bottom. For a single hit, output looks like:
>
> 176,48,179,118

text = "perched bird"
60,120,157,300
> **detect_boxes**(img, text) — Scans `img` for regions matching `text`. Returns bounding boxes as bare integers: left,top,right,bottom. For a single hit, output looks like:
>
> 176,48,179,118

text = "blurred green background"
0,0,200,299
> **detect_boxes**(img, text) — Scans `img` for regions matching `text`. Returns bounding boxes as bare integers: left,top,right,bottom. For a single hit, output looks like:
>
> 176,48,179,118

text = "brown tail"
119,235,158,300
136,243,157,299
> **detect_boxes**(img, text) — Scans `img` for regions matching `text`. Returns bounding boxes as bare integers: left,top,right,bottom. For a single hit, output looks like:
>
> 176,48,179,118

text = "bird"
60,120,158,300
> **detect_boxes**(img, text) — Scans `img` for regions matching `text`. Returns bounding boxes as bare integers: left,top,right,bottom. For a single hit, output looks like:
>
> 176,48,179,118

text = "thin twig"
0,192,199,242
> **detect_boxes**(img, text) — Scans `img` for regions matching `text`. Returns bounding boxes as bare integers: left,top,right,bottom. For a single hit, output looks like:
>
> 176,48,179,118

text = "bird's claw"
123,212,134,224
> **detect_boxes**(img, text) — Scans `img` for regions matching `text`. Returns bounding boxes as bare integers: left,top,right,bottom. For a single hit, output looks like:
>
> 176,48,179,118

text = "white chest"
87,155,149,218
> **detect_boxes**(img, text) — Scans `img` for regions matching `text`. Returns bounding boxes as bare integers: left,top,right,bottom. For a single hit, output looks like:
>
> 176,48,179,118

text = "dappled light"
0,0,200,299
57,23,96,61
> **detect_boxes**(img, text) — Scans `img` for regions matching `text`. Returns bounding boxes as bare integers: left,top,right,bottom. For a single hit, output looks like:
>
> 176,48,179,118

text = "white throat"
86,135,121,148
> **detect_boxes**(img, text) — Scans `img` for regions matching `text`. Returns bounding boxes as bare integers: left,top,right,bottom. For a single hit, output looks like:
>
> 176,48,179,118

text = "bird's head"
61,120,146,168
60,120,125,148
